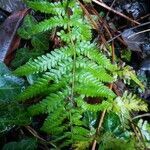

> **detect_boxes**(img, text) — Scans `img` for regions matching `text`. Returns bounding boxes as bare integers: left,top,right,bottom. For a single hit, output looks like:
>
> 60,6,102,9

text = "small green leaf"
0,62,24,100
103,112,121,133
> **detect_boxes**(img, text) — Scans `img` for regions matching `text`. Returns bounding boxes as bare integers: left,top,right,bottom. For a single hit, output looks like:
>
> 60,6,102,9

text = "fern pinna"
13,0,147,149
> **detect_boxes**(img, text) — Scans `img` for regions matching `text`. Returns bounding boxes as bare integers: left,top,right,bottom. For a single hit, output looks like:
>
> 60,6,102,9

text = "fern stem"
68,24,76,105
66,3,77,142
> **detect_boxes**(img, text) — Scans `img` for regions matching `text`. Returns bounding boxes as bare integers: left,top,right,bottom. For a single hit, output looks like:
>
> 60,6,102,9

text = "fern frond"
113,91,148,127
14,46,73,75
72,126,93,141
27,0,76,15
115,91,148,113
76,72,116,98
20,15,69,36
76,41,118,71
58,25,92,42
16,74,53,101
85,68,114,83
28,90,69,116
41,106,69,134
73,141,90,150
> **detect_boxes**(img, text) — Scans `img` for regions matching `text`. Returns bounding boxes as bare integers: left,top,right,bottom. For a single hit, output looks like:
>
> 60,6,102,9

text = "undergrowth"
1,0,150,149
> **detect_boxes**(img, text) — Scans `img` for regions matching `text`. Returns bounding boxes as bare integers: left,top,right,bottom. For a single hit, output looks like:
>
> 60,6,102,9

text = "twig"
79,1,99,30
92,0,140,25
132,113,150,120
131,122,141,142
111,41,115,63
25,126,57,149
26,126,46,142
91,110,106,150
99,0,116,34
131,121,147,149
106,21,150,43
128,28,150,38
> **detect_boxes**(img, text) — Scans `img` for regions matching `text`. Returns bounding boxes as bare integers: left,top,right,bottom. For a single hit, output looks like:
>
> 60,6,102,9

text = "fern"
113,91,148,127
13,0,148,148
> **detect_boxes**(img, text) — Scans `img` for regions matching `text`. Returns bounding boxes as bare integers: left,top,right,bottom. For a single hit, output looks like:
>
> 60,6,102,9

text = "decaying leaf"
0,9,30,64
0,0,26,13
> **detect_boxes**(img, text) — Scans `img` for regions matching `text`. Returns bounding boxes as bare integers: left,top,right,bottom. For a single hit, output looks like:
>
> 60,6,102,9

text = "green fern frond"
14,0,119,147
85,68,114,83
28,90,69,116
14,46,73,75
41,106,68,134
76,41,118,71
73,141,90,150
113,91,148,127
14,42,117,77
27,1,66,15
72,126,93,141
16,74,53,101
76,72,116,98
115,91,148,113
58,25,92,42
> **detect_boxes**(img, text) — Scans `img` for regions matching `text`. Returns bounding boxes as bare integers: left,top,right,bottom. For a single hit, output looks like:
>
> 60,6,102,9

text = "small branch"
92,0,140,25
131,122,141,142
91,109,107,150
26,126,46,142
130,121,147,149
25,126,57,149
128,28,150,38
79,1,99,30
91,140,97,150
97,110,107,132
132,113,150,120
107,21,150,43
111,41,115,63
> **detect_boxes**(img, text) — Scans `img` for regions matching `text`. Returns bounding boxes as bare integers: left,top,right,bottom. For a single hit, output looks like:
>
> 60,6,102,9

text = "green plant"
11,15,49,68
12,0,148,149
0,62,30,133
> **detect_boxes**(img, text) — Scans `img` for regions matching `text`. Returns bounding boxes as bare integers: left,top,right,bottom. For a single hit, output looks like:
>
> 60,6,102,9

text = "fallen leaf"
0,0,26,13
0,9,30,64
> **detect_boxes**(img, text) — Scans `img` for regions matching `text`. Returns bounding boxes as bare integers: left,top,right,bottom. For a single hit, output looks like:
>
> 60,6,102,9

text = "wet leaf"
0,9,30,64
0,10,8,25
83,111,97,128
0,0,26,13
0,62,24,100
122,28,145,52
0,62,30,132
103,112,121,133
